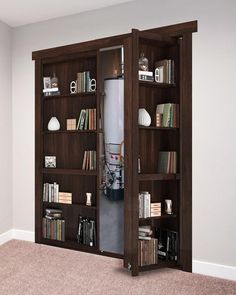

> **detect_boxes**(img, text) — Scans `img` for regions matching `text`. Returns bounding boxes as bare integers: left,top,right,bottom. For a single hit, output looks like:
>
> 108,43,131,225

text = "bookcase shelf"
43,202,97,210
43,130,97,135
139,261,178,272
43,92,97,100
138,174,180,181
41,238,99,254
139,80,176,88
42,168,97,176
139,214,177,221
139,126,179,130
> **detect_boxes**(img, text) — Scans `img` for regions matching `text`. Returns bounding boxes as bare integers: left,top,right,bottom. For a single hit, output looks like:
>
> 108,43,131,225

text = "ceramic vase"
138,108,151,126
48,117,60,131
165,199,173,214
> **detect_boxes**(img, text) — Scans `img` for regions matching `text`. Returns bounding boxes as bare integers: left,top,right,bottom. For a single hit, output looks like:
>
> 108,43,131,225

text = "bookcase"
33,20,197,276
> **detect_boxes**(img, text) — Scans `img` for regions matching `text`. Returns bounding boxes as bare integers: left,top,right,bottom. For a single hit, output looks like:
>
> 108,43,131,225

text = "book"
138,70,153,76
77,215,96,247
82,150,96,170
138,238,158,266
155,59,174,84
158,151,177,174
139,192,151,218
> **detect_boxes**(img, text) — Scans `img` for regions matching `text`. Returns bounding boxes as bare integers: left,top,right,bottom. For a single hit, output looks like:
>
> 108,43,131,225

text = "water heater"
103,77,124,201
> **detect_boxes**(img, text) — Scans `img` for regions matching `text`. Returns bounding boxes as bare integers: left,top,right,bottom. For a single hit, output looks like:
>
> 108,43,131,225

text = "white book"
139,193,143,218
43,87,59,93
138,70,153,76
143,193,151,218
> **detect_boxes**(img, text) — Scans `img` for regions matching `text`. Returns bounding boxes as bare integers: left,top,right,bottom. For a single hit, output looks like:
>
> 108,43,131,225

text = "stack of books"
156,103,179,127
43,182,59,203
158,151,177,174
77,216,96,247
77,109,96,130
139,191,151,218
151,203,161,217
77,71,91,93
58,192,72,204
82,151,96,170
138,238,158,266
157,228,179,262
139,226,152,240
42,209,65,241
43,87,60,96
138,70,154,82
155,59,174,84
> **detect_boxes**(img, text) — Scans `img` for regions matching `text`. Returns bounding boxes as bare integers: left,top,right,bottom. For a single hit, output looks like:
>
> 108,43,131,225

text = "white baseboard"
193,259,236,281
0,229,34,245
12,229,35,242
0,230,13,245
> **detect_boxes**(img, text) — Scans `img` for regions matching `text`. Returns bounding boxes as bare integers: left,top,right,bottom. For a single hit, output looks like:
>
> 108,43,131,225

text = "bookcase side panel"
35,59,43,243
179,33,192,272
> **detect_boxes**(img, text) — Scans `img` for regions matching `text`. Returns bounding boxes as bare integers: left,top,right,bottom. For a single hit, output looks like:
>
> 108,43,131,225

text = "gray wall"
11,0,236,268
0,21,12,235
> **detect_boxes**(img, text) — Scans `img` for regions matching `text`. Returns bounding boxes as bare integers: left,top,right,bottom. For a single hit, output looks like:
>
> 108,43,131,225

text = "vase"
86,193,92,206
165,199,173,214
48,117,60,131
138,108,151,126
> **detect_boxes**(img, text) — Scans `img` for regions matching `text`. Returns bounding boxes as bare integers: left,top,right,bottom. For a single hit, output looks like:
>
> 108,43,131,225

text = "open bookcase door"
124,28,193,276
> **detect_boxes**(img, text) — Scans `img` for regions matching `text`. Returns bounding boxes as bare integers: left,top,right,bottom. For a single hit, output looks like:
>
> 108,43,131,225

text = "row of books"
77,216,96,247
157,228,178,262
139,225,152,240
156,103,179,127
82,150,96,170
43,182,73,204
77,108,96,130
158,151,177,174
42,209,65,241
155,59,174,84
77,71,91,93
139,238,158,266
43,182,59,203
139,191,162,218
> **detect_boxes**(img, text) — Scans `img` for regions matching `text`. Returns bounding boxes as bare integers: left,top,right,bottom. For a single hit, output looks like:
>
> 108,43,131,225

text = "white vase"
48,117,60,131
138,108,151,126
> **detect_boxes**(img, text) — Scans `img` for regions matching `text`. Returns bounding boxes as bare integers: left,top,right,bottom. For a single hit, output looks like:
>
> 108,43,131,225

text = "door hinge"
128,263,132,270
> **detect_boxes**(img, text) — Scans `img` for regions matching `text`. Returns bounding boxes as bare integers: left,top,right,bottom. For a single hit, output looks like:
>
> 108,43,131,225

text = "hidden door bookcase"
33,20,197,276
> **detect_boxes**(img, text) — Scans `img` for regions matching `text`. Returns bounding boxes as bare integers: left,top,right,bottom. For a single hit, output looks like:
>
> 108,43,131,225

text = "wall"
0,21,12,236
12,0,236,276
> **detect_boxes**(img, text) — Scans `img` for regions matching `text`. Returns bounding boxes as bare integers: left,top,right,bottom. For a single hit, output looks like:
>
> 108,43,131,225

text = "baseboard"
0,229,34,245
12,229,35,242
193,259,236,281
0,230,13,245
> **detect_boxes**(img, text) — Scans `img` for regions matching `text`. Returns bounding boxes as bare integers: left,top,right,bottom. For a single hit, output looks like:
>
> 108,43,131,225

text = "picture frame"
45,156,56,168
43,77,51,89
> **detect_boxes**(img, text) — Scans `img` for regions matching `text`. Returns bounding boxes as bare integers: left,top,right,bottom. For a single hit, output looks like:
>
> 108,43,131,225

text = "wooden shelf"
43,92,97,100
43,202,97,210
42,168,97,176
138,173,180,181
43,130,97,135
139,126,179,130
41,238,99,254
139,80,176,88
139,261,178,272
139,214,177,221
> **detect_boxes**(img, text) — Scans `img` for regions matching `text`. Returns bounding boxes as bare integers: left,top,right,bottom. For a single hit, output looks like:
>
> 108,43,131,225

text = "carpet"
0,240,235,295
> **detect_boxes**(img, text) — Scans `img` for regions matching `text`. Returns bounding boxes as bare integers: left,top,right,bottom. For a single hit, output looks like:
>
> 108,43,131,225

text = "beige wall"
12,0,236,268
0,21,12,234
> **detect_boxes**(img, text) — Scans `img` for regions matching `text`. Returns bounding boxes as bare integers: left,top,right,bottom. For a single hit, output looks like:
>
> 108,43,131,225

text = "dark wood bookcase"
33,21,197,276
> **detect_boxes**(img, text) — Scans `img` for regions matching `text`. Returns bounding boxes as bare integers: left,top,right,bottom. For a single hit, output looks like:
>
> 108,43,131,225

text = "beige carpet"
0,240,235,295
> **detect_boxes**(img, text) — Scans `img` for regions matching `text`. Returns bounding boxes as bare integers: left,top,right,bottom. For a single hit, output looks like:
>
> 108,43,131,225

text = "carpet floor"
0,240,235,295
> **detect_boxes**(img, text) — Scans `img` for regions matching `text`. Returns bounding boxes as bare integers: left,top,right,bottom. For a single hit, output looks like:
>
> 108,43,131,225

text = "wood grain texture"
179,33,193,272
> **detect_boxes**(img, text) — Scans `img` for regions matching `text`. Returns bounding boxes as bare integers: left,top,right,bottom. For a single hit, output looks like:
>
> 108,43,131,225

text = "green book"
162,104,171,127
158,152,169,173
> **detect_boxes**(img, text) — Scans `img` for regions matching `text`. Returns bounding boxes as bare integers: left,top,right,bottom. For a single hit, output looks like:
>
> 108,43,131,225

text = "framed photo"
43,77,51,89
45,156,56,168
